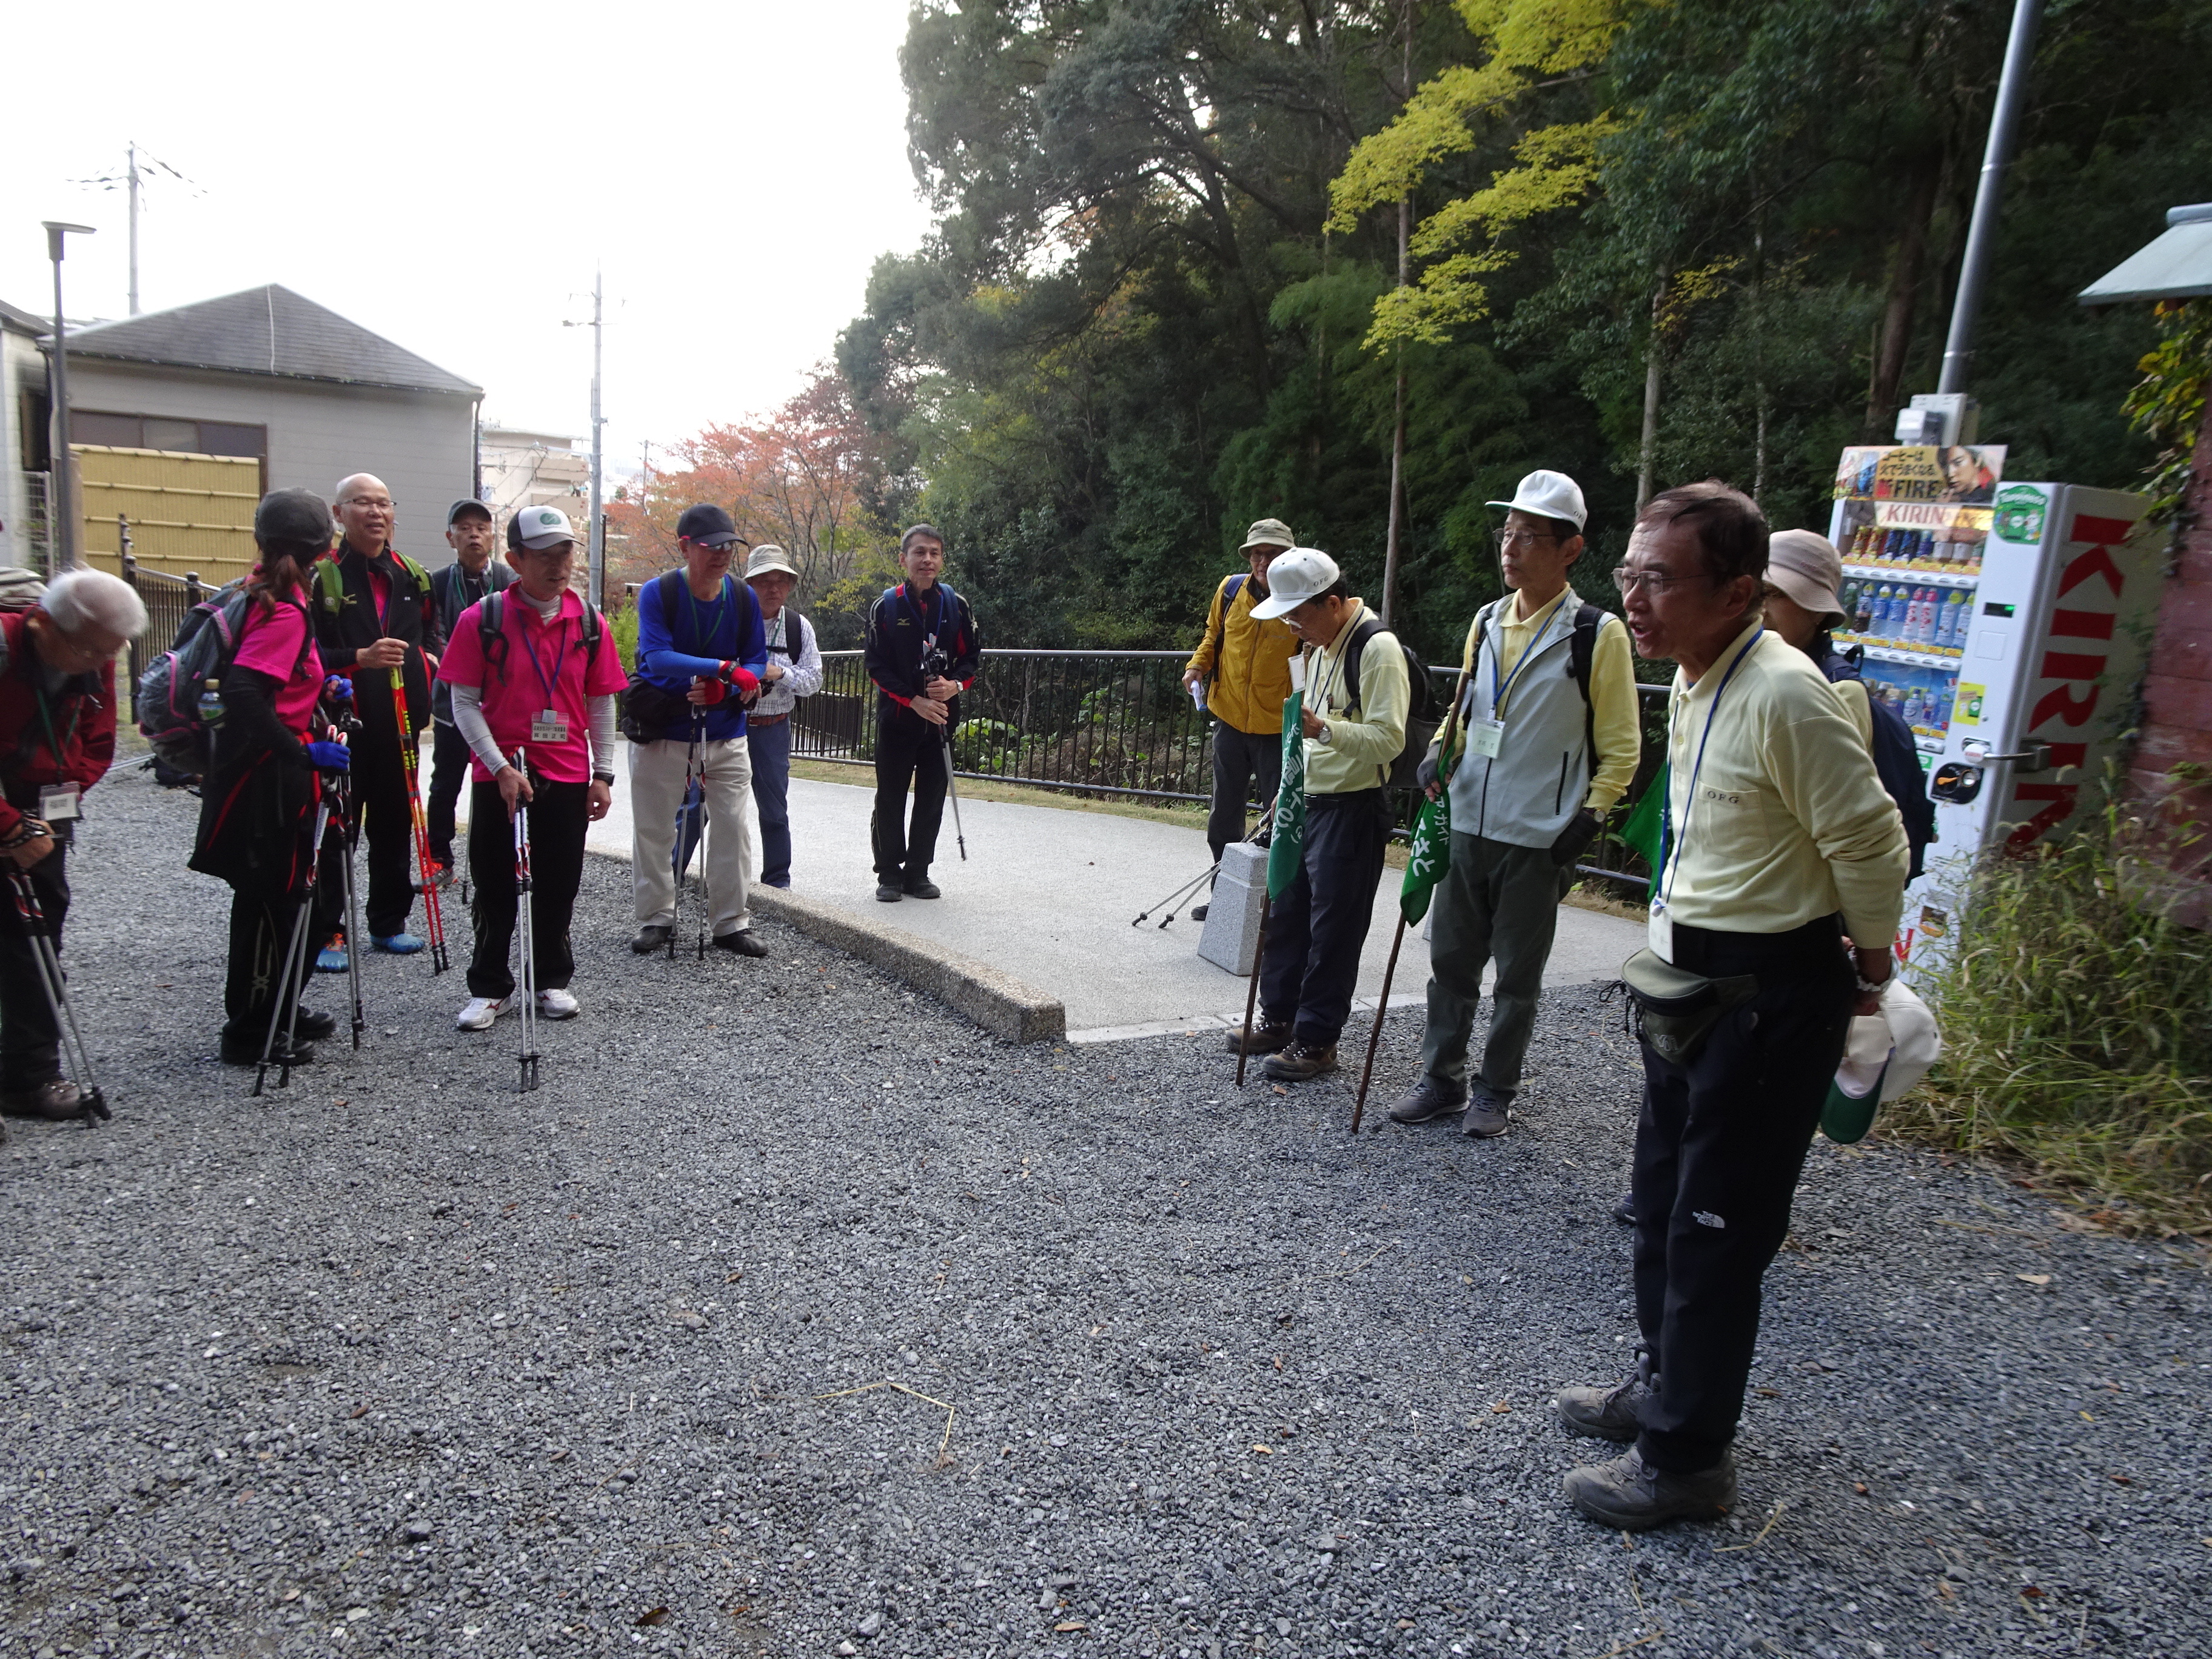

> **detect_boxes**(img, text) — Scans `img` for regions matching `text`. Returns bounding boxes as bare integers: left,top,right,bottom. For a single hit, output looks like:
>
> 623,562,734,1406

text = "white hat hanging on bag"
1821,976,1942,1143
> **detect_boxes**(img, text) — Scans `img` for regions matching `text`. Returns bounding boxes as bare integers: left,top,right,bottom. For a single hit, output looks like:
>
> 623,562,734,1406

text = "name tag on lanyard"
531,708,569,745
38,783,81,822
1465,717,1505,759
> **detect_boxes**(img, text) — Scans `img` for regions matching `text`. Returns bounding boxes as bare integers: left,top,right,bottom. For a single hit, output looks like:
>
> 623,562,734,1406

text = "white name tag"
1466,717,1505,759
38,784,81,823
1646,900,1674,963
530,709,569,745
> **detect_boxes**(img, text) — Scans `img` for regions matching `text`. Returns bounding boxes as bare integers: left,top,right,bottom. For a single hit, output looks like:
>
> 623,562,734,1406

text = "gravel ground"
4,763,2209,1659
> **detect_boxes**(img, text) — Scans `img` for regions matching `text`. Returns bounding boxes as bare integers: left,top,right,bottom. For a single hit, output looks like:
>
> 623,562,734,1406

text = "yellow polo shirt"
1301,600,1409,796
1659,621,1908,945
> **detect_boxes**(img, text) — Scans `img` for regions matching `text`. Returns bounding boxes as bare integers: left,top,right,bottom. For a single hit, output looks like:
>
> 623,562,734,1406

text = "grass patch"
1886,804,2212,1238
789,757,1217,832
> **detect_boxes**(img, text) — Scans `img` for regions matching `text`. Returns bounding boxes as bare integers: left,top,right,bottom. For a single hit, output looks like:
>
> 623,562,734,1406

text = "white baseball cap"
1486,468,1587,531
508,504,578,551
1248,548,1342,620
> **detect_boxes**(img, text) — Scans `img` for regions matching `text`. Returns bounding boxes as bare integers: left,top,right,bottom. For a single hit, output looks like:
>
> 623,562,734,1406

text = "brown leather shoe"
1,1079,84,1121
1262,1041,1339,1082
1224,1021,1293,1056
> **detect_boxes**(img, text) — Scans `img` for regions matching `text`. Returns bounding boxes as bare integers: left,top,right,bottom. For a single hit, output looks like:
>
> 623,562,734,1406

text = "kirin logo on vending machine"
2004,512,2133,852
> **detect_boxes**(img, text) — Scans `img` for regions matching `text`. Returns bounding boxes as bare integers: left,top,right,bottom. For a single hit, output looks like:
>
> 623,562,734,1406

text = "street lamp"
42,220,96,572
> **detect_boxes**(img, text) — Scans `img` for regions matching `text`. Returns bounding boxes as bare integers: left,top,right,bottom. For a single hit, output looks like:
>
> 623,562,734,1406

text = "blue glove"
304,742,351,774
324,675,355,705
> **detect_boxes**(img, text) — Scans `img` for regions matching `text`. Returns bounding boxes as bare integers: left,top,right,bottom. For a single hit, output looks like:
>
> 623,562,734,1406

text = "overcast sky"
1,0,934,484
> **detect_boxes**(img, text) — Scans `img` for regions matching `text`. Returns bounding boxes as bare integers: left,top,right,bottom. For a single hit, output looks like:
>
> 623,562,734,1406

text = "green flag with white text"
1619,762,1668,903
1400,791,1451,925
1267,689,1306,900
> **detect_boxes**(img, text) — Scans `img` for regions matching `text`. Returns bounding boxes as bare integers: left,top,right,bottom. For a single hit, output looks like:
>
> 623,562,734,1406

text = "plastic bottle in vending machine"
1933,682,1955,729
1919,586,1943,646
1868,585,1892,638
1855,581,1875,634
1939,589,1968,650
1908,588,1932,645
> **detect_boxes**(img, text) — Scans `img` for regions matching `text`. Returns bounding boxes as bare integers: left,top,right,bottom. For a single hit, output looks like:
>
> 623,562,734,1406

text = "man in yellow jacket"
1182,518,1301,917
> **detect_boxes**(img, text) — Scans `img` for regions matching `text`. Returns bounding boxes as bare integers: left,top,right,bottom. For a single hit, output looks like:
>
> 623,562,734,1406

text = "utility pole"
588,269,605,608
42,221,97,573
127,143,141,315
1937,0,2044,395
1379,0,1413,629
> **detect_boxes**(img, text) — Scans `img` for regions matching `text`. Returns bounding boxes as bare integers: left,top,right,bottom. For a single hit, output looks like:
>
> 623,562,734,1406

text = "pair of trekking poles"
5,853,110,1128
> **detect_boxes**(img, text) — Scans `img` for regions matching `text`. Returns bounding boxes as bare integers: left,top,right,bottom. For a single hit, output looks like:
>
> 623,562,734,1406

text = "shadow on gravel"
2,765,2208,1659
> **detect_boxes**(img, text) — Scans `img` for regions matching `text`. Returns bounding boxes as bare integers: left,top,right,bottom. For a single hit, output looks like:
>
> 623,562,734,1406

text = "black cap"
255,489,332,549
447,497,494,526
675,503,742,548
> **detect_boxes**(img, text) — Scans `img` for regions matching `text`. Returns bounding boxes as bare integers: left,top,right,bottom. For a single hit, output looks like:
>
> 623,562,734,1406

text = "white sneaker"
455,993,517,1031
537,987,580,1020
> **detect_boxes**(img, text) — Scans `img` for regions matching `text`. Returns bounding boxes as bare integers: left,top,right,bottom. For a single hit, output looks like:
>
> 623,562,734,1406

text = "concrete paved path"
466,763,1643,1041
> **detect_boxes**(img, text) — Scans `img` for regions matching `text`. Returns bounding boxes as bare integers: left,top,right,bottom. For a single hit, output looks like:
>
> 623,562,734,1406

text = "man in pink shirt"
435,506,624,1031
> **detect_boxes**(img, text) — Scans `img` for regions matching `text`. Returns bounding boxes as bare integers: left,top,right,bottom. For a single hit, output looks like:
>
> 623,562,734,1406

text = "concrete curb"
748,886,1067,1045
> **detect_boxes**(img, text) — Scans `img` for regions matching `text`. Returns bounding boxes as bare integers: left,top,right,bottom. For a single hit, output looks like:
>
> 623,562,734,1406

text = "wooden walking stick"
1234,891,1272,1089
1350,914,1408,1132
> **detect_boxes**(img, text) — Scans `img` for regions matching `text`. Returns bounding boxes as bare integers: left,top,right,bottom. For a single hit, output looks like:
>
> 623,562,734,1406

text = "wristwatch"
1315,721,1332,745
592,771,615,785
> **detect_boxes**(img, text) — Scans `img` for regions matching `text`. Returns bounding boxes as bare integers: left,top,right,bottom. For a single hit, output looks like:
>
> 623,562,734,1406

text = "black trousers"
426,719,473,865
222,888,310,1037
466,780,587,1000
1258,789,1392,1047
1631,914,1854,1472
0,843,69,1085
1208,720,1281,860
872,706,950,882
315,729,418,940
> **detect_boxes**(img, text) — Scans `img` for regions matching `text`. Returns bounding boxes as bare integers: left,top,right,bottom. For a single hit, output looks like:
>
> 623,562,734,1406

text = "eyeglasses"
342,497,395,511
1611,567,1712,595
1493,529,1560,550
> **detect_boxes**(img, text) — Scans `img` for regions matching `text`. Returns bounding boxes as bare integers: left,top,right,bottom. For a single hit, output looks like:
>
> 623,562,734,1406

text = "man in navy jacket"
862,524,980,902
628,505,769,956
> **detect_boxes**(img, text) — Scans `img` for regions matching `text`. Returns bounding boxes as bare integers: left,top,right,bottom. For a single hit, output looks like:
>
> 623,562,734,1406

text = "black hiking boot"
1387,1077,1467,1124
1557,1373,1651,1441
631,924,672,954
1563,1445,1737,1531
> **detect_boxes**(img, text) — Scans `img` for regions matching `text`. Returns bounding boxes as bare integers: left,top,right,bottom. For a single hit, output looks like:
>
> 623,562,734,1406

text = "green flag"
1400,790,1451,926
1267,689,1306,900
1618,760,1669,903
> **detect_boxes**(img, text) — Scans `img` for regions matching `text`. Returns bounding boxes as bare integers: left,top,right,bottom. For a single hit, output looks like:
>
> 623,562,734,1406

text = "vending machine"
1826,447,2160,974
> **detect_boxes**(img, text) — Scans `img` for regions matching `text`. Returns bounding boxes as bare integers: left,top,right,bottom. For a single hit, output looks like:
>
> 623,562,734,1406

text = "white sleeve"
788,615,824,698
452,682,510,776
588,693,618,774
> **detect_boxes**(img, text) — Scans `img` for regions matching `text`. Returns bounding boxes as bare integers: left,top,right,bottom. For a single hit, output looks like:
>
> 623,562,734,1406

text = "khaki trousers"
629,736,755,938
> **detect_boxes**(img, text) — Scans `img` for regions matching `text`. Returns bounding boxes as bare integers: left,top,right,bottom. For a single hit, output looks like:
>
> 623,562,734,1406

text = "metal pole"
42,222,96,573
127,142,141,315
588,267,605,609
1936,0,2044,397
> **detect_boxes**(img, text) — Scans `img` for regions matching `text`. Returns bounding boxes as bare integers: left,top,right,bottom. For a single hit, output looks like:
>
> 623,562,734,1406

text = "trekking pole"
1132,861,1217,928
255,795,332,1098
334,726,367,1050
512,748,540,1093
1234,890,1272,1089
389,666,451,974
1351,916,1409,1133
672,707,706,961
940,727,967,861
4,865,111,1125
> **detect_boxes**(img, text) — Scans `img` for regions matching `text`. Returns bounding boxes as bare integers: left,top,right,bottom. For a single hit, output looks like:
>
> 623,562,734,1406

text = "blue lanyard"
1657,626,1763,912
516,607,569,711
685,577,731,651
1485,590,1572,717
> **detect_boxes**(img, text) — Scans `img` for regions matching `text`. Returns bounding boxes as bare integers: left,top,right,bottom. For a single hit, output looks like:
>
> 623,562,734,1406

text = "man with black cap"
863,525,980,903
426,499,513,882
1386,468,1641,1138
626,505,771,956
309,472,443,967
1181,518,1301,918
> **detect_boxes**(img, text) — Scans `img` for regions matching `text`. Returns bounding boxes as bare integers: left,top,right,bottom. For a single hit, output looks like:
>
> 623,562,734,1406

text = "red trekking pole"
389,665,450,974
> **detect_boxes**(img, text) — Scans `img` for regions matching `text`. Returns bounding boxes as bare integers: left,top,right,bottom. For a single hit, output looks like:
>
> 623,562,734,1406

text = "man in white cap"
1226,549,1408,1082
743,544,822,889
1182,518,1302,914
1387,469,1641,1136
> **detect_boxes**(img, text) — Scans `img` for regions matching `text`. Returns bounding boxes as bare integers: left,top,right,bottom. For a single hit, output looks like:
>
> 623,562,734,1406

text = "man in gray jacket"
1387,471,1641,1136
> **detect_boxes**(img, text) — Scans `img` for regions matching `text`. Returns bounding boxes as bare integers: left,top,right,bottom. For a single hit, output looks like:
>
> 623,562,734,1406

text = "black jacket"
863,581,980,728
310,542,444,741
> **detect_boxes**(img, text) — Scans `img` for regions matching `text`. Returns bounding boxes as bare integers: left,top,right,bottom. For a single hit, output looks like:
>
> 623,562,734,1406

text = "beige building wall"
64,361,477,569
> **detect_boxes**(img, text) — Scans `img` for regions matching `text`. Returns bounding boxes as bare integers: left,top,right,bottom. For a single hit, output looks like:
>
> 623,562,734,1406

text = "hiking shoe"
1,1080,84,1121
876,883,903,903
1557,1375,1651,1441
372,931,426,955
315,933,349,973
630,924,672,954
455,994,517,1031
1263,1041,1338,1082
713,930,769,958
1189,903,1209,922
1224,1020,1293,1057
1463,1087,1511,1138
221,1029,317,1067
537,988,580,1019
429,857,457,890
1563,1445,1736,1532
289,1007,337,1041
903,877,940,899
1612,1192,1637,1225
1387,1077,1467,1124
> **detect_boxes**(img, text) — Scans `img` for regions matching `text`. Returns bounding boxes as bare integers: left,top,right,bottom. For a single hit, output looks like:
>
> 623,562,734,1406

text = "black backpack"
1341,611,1442,790
138,584,313,779
478,588,605,697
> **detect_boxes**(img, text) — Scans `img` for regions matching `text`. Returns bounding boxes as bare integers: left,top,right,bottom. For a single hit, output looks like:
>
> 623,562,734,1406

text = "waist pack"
1620,947,1758,1066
